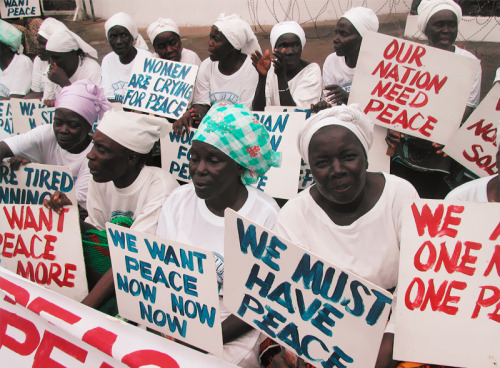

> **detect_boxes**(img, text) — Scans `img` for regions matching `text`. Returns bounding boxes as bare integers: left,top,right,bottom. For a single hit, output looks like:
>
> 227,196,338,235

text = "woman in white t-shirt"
251,21,322,110
157,103,281,368
173,13,261,135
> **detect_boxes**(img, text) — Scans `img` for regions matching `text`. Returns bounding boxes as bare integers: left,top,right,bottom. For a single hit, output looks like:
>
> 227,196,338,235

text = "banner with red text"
0,267,237,367
349,32,479,144
395,199,500,367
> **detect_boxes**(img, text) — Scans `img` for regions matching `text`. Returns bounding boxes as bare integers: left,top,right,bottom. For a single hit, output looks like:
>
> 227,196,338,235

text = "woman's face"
47,50,79,77
108,25,135,56
275,33,302,71
208,26,234,61
189,140,244,201
333,18,362,57
53,107,91,153
424,9,458,50
308,125,367,205
154,31,182,62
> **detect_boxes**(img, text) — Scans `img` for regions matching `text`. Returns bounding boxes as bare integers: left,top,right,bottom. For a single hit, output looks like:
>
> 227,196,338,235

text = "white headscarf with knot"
342,7,379,38
270,21,306,50
38,18,68,40
298,104,374,164
214,13,261,55
417,0,462,33
0,19,23,54
147,18,180,44
105,12,149,50
46,29,98,58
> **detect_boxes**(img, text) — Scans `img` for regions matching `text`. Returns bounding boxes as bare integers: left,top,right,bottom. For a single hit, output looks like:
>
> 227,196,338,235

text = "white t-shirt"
265,63,322,108
454,46,481,107
4,124,92,209
0,53,33,97
151,48,202,66
156,184,279,368
192,55,259,109
322,52,355,93
445,175,496,202
31,56,48,93
101,48,152,101
43,57,101,101
86,166,178,234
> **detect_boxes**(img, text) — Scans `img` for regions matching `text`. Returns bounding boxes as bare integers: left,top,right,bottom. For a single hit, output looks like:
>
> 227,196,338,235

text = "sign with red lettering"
0,204,87,301
224,209,393,368
0,267,237,367
395,199,500,367
349,32,479,144
443,83,500,177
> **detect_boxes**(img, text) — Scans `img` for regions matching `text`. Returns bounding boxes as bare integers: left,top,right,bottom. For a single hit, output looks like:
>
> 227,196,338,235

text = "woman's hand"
43,190,73,214
173,109,195,135
272,48,287,77
432,142,448,156
48,62,71,88
385,129,404,157
310,100,330,114
251,49,272,76
8,156,31,171
323,84,349,105
43,99,56,107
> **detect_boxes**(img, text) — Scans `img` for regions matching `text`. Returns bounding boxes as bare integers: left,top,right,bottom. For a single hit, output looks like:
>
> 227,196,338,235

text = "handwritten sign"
349,32,479,144
0,204,87,301
0,0,41,18
107,223,223,356
0,100,13,137
0,163,77,206
161,125,194,183
10,98,55,135
224,209,393,368
394,199,500,367
444,83,500,177
122,55,198,119
0,267,237,368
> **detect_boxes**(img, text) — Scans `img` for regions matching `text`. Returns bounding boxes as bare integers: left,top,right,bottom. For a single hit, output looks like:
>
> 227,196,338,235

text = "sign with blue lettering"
0,100,13,137
106,223,223,357
224,209,393,368
0,0,41,18
122,56,198,119
0,163,77,207
10,98,55,134
160,125,195,183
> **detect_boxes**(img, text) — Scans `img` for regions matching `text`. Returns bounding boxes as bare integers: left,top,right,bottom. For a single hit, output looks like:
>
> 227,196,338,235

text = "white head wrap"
214,13,261,55
298,104,374,164
147,18,180,44
270,21,306,50
46,29,98,58
96,110,165,154
0,19,23,54
105,12,149,51
417,0,462,33
342,7,379,38
38,18,68,40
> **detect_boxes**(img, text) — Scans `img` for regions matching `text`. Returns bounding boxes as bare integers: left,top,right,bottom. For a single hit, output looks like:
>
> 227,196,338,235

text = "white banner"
10,98,55,135
0,0,41,18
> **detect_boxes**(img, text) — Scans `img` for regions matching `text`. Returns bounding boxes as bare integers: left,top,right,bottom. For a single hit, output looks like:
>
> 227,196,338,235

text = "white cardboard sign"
224,209,393,368
0,0,41,18
10,98,55,134
0,100,13,137
161,125,194,182
349,32,479,144
395,199,500,367
107,223,223,357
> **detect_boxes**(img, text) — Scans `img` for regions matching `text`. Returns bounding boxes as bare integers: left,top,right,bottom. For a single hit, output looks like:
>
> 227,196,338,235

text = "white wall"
88,0,412,28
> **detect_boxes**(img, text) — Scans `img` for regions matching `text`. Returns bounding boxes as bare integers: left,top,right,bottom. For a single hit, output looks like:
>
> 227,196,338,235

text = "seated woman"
387,0,482,199
264,105,419,367
251,21,321,111
102,12,152,102
30,17,68,97
43,29,101,107
312,7,379,112
0,79,110,213
0,19,32,98
147,18,201,66
157,103,281,367
173,13,260,134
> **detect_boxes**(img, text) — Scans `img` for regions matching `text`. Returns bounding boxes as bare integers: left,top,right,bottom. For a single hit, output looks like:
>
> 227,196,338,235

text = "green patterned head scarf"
193,103,281,185
0,19,23,53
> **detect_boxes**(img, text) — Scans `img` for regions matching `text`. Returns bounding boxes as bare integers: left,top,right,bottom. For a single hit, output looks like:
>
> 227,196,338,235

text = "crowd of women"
0,0,498,367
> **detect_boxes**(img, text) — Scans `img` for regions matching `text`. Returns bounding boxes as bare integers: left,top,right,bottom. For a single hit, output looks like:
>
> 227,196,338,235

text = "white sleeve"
84,180,106,231
291,64,323,108
42,80,58,101
82,58,102,88
3,125,49,162
31,57,45,93
468,62,481,107
192,59,212,105
74,162,91,210
100,55,115,99
10,57,32,96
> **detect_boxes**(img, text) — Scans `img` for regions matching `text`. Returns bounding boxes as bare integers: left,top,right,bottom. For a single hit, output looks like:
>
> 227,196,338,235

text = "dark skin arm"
172,104,209,135
310,85,349,113
47,61,71,88
251,49,272,111
23,91,43,99
1,142,32,170
273,48,296,107
81,268,115,309
375,333,400,368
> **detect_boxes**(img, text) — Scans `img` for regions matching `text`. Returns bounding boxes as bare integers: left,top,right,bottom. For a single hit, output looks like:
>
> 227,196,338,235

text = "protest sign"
10,98,55,134
349,32,479,144
0,204,87,301
122,55,198,119
443,83,499,177
0,163,77,207
107,223,223,357
395,199,500,367
0,267,237,368
161,124,195,183
224,209,393,368
0,100,13,137
0,0,40,18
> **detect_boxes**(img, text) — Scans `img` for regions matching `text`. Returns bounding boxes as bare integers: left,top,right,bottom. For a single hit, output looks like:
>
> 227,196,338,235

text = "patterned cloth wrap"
192,103,282,184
